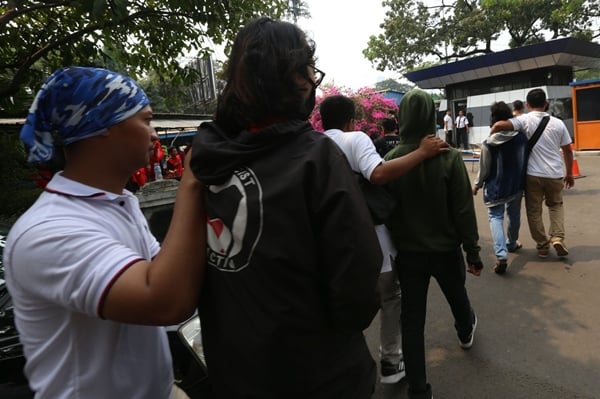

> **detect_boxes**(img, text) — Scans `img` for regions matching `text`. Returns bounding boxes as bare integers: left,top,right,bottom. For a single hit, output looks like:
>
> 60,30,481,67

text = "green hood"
398,89,437,144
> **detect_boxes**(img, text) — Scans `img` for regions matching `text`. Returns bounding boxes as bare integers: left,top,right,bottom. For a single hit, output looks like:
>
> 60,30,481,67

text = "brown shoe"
538,247,549,258
552,241,569,257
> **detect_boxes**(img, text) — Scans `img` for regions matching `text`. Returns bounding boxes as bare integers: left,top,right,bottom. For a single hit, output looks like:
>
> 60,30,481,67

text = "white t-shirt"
324,129,382,180
4,173,173,399
510,111,572,179
443,114,453,131
324,129,397,273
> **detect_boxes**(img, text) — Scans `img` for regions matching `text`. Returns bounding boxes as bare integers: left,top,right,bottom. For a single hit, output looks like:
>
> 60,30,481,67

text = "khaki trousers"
378,269,402,365
525,175,565,249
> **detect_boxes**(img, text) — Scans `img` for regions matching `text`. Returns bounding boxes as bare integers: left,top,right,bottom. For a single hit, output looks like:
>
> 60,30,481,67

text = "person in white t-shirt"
319,95,448,385
443,109,454,146
5,67,206,399
512,99,525,116
491,88,573,258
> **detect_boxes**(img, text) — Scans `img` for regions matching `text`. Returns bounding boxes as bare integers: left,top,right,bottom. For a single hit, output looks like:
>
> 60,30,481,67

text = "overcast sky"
296,0,399,90
206,1,512,90
295,0,516,90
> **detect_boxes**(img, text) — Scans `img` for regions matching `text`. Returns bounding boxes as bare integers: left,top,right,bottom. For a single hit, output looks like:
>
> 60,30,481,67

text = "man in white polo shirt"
4,67,206,398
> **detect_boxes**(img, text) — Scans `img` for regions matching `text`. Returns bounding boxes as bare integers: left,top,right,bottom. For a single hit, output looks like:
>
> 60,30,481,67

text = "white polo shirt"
510,111,572,179
4,172,173,399
324,129,396,273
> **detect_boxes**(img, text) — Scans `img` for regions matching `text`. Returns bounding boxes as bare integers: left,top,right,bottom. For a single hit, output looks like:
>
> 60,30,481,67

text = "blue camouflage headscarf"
20,66,150,163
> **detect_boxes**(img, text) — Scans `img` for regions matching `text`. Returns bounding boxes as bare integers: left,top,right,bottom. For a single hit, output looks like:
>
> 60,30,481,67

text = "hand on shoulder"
418,134,450,159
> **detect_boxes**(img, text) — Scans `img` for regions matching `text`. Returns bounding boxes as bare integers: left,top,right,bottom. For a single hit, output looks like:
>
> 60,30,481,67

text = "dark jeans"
395,249,474,397
444,131,454,147
456,127,469,150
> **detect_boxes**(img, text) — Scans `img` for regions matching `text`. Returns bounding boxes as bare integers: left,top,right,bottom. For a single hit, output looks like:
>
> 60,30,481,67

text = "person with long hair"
473,101,527,274
189,18,382,398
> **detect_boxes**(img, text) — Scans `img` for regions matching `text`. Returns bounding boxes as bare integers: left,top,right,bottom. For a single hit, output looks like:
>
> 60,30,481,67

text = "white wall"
466,85,572,145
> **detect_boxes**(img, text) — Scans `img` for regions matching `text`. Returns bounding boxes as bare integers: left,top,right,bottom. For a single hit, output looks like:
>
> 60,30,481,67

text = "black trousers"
456,127,468,150
444,130,454,147
395,249,474,397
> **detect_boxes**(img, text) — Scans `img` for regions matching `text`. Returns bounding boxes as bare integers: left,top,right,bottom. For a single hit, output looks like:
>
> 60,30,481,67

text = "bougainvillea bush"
310,85,398,138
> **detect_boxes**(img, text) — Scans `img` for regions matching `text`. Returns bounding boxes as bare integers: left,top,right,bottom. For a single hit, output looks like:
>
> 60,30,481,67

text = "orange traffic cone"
571,144,583,178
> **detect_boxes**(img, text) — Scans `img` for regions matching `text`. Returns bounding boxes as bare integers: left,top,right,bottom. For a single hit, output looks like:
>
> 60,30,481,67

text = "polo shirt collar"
45,172,129,201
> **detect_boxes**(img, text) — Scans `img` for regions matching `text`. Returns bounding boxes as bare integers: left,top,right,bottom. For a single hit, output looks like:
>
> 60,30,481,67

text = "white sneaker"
380,359,406,384
459,312,477,350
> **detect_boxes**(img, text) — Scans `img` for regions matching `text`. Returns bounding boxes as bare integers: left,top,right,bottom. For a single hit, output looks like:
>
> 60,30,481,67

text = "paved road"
365,153,600,399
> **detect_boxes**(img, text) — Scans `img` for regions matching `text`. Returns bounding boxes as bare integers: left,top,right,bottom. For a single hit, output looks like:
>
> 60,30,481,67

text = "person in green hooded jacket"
384,89,483,399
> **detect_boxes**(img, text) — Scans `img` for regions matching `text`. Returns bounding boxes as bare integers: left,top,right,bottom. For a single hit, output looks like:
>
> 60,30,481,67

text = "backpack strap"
526,116,550,156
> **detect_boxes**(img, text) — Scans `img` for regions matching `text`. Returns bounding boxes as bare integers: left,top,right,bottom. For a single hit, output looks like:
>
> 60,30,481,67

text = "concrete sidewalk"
366,153,600,399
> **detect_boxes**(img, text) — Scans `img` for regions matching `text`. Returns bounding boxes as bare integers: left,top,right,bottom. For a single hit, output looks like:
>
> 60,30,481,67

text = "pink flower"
371,110,386,119
309,84,398,137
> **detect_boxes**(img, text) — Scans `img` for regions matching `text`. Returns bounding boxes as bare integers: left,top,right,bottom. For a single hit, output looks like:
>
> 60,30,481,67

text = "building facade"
404,38,600,147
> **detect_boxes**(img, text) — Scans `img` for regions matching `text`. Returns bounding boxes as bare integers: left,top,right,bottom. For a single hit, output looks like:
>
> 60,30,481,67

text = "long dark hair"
215,17,316,133
489,101,512,126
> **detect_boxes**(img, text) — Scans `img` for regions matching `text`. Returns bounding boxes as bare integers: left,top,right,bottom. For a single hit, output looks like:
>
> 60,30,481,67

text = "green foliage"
0,128,41,223
574,68,600,81
1,1,296,219
364,0,600,74
0,0,290,115
375,78,414,92
285,0,311,23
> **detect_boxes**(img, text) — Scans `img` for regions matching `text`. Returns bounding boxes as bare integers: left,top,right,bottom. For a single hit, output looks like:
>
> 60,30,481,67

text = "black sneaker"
494,259,508,275
459,312,477,350
380,359,406,384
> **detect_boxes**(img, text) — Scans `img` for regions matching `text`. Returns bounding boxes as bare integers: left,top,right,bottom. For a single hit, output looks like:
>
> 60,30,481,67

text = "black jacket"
373,134,400,158
190,120,381,398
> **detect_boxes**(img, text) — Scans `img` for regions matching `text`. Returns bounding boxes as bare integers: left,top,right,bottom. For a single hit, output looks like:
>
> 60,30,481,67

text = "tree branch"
0,0,73,29
1,7,194,99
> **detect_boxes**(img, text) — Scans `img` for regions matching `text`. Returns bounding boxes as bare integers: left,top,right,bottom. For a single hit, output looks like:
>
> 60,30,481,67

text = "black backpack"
467,112,474,127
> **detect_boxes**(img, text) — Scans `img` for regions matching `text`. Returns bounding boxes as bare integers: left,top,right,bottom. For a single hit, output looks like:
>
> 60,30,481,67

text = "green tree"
364,0,600,74
0,128,42,223
286,0,310,23
374,78,414,92
0,0,290,115
574,67,600,81
140,70,184,114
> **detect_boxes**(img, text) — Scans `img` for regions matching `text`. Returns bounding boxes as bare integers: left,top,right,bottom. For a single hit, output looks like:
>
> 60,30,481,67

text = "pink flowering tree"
310,85,398,138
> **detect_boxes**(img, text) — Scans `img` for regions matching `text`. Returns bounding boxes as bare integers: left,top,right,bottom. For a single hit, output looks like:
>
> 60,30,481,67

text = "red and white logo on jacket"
205,167,263,272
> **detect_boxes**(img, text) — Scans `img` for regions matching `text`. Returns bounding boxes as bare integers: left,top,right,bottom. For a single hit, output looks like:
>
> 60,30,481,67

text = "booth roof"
405,37,600,89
